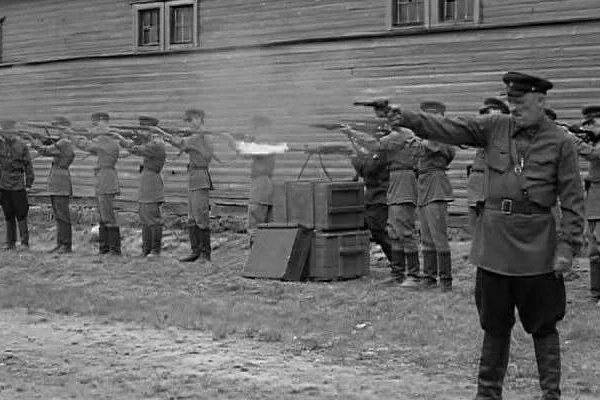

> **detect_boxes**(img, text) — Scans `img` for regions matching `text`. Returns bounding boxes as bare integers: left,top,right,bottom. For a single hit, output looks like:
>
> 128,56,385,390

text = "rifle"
353,99,390,110
557,122,599,145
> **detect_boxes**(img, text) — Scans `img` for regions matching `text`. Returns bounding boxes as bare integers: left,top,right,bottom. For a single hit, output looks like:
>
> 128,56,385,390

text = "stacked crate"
273,180,370,281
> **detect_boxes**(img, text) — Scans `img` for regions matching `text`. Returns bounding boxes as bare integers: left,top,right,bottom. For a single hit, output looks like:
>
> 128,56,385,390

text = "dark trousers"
1,189,29,221
51,195,71,249
475,268,566,336
365,203,393,262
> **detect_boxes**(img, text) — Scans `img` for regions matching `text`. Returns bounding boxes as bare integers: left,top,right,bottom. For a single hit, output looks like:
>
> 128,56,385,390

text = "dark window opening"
170,5,194,44
138,8,161,46
392,0,425,26
439,0,474,22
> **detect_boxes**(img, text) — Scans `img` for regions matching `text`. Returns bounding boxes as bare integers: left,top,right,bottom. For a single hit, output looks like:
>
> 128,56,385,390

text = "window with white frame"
133,0,198,52
390,0,479,28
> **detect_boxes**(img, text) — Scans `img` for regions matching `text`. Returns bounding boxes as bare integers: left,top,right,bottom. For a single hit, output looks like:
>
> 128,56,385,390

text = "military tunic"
247,154,276,235
76,135,121,226
351,151,393,262
390,110,584,276
467,149,486,235
181,134,213,229
35,139,75,196
0,136,34,223
128,141,167,226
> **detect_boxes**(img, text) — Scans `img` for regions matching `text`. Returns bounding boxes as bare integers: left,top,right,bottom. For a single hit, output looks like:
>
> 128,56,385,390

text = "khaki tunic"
467,149,486,206
249,154,276,205
391,110,584,276
36,139,75,196
183,134,213,191
0,136,34,191
571,138,600,219
380,130,419,205
129,141,167,203
350,152,388,205
416,141,455,206
77,135,120,195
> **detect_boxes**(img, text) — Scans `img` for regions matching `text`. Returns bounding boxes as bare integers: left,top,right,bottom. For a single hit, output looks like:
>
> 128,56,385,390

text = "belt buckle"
500,199,512,215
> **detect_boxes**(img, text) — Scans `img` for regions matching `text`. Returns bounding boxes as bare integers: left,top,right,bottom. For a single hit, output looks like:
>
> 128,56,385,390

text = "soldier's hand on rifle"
553,255,572,279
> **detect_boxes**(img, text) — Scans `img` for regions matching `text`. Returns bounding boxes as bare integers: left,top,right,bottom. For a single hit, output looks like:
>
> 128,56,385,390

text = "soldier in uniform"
0,119,34,250
343,124,419,283
412,101,455,291
118,116,167,257
29,116,76,253
73,112,122,256
569,105,600,302
468,98,510,235
170,109,214,263
350,142,394,268
372,71,584,400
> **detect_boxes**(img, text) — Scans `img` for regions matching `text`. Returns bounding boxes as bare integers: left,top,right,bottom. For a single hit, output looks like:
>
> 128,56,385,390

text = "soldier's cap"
502,71,553,97
420,101,446,115
0,119,17,130
91,112,110,122
251,115,273,128
581,105,600,124
51,116,72,127
139,115,160,127
479,97,510,115
184,108,205,122
544,107,557,121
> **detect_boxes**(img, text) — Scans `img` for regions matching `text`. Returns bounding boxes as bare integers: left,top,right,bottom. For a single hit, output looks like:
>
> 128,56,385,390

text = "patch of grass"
0,228,598,397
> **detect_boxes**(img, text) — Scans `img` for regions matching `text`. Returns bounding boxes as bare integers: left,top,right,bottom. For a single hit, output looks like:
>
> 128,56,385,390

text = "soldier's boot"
534,331,561,400
389,249,406,283
149,225,163,257
421,250,438,289
180,225,201,262
48,220,63,253
589,257,600,301
108,226,122,256
199,228,212,262
475,332,510,400
438,251,453,292
57,221,73,254
98,223,110,255
139,225,152,257
400,251,421,288
4,219,17,250
17,219,29,248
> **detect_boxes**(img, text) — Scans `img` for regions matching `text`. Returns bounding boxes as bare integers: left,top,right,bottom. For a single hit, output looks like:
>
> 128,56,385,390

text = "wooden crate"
309,230,370,281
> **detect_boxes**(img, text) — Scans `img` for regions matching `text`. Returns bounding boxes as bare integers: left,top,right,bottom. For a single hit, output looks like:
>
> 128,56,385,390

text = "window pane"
392,0,425,26
139,8,160,46
170,5,194,44
439,0,474,22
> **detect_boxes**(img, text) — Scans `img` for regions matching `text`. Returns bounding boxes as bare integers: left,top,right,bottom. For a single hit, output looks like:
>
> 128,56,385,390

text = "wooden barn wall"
2,0,600,65
482,0,600,25
2,20,600,214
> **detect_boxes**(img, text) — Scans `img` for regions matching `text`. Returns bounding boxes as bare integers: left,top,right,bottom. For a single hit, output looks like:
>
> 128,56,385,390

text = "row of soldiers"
0,109,277,263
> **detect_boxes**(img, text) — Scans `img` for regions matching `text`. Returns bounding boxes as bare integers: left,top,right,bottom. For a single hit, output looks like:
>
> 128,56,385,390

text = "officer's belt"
389,167,414,172
485,199,551,215
471,168,485,173
188,165,208,170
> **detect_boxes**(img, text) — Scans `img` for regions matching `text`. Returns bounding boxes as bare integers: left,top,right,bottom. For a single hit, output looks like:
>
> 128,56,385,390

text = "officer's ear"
534,93,547,109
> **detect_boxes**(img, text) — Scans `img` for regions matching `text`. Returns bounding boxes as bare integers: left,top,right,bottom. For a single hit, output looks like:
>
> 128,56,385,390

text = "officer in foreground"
370,72,584,399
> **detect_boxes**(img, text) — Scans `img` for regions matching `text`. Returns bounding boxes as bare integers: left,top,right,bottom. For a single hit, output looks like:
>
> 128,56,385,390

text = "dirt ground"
0,207,599,400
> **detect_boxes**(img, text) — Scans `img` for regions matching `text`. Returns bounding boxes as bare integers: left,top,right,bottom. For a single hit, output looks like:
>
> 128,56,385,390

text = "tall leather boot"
534,331,562,400
421,250,438,289
4,219,17,250
389,248,406,283
401,251,421,287
180,225,201,262
57,221,72,253
108,226,122,256
98,223,110,255
140,225,152,257
200,228,211,262
590,257,600,300
475,332,510,400
438,251,453,292
149,225,162,257
49,220,62,253
17,219,29,248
